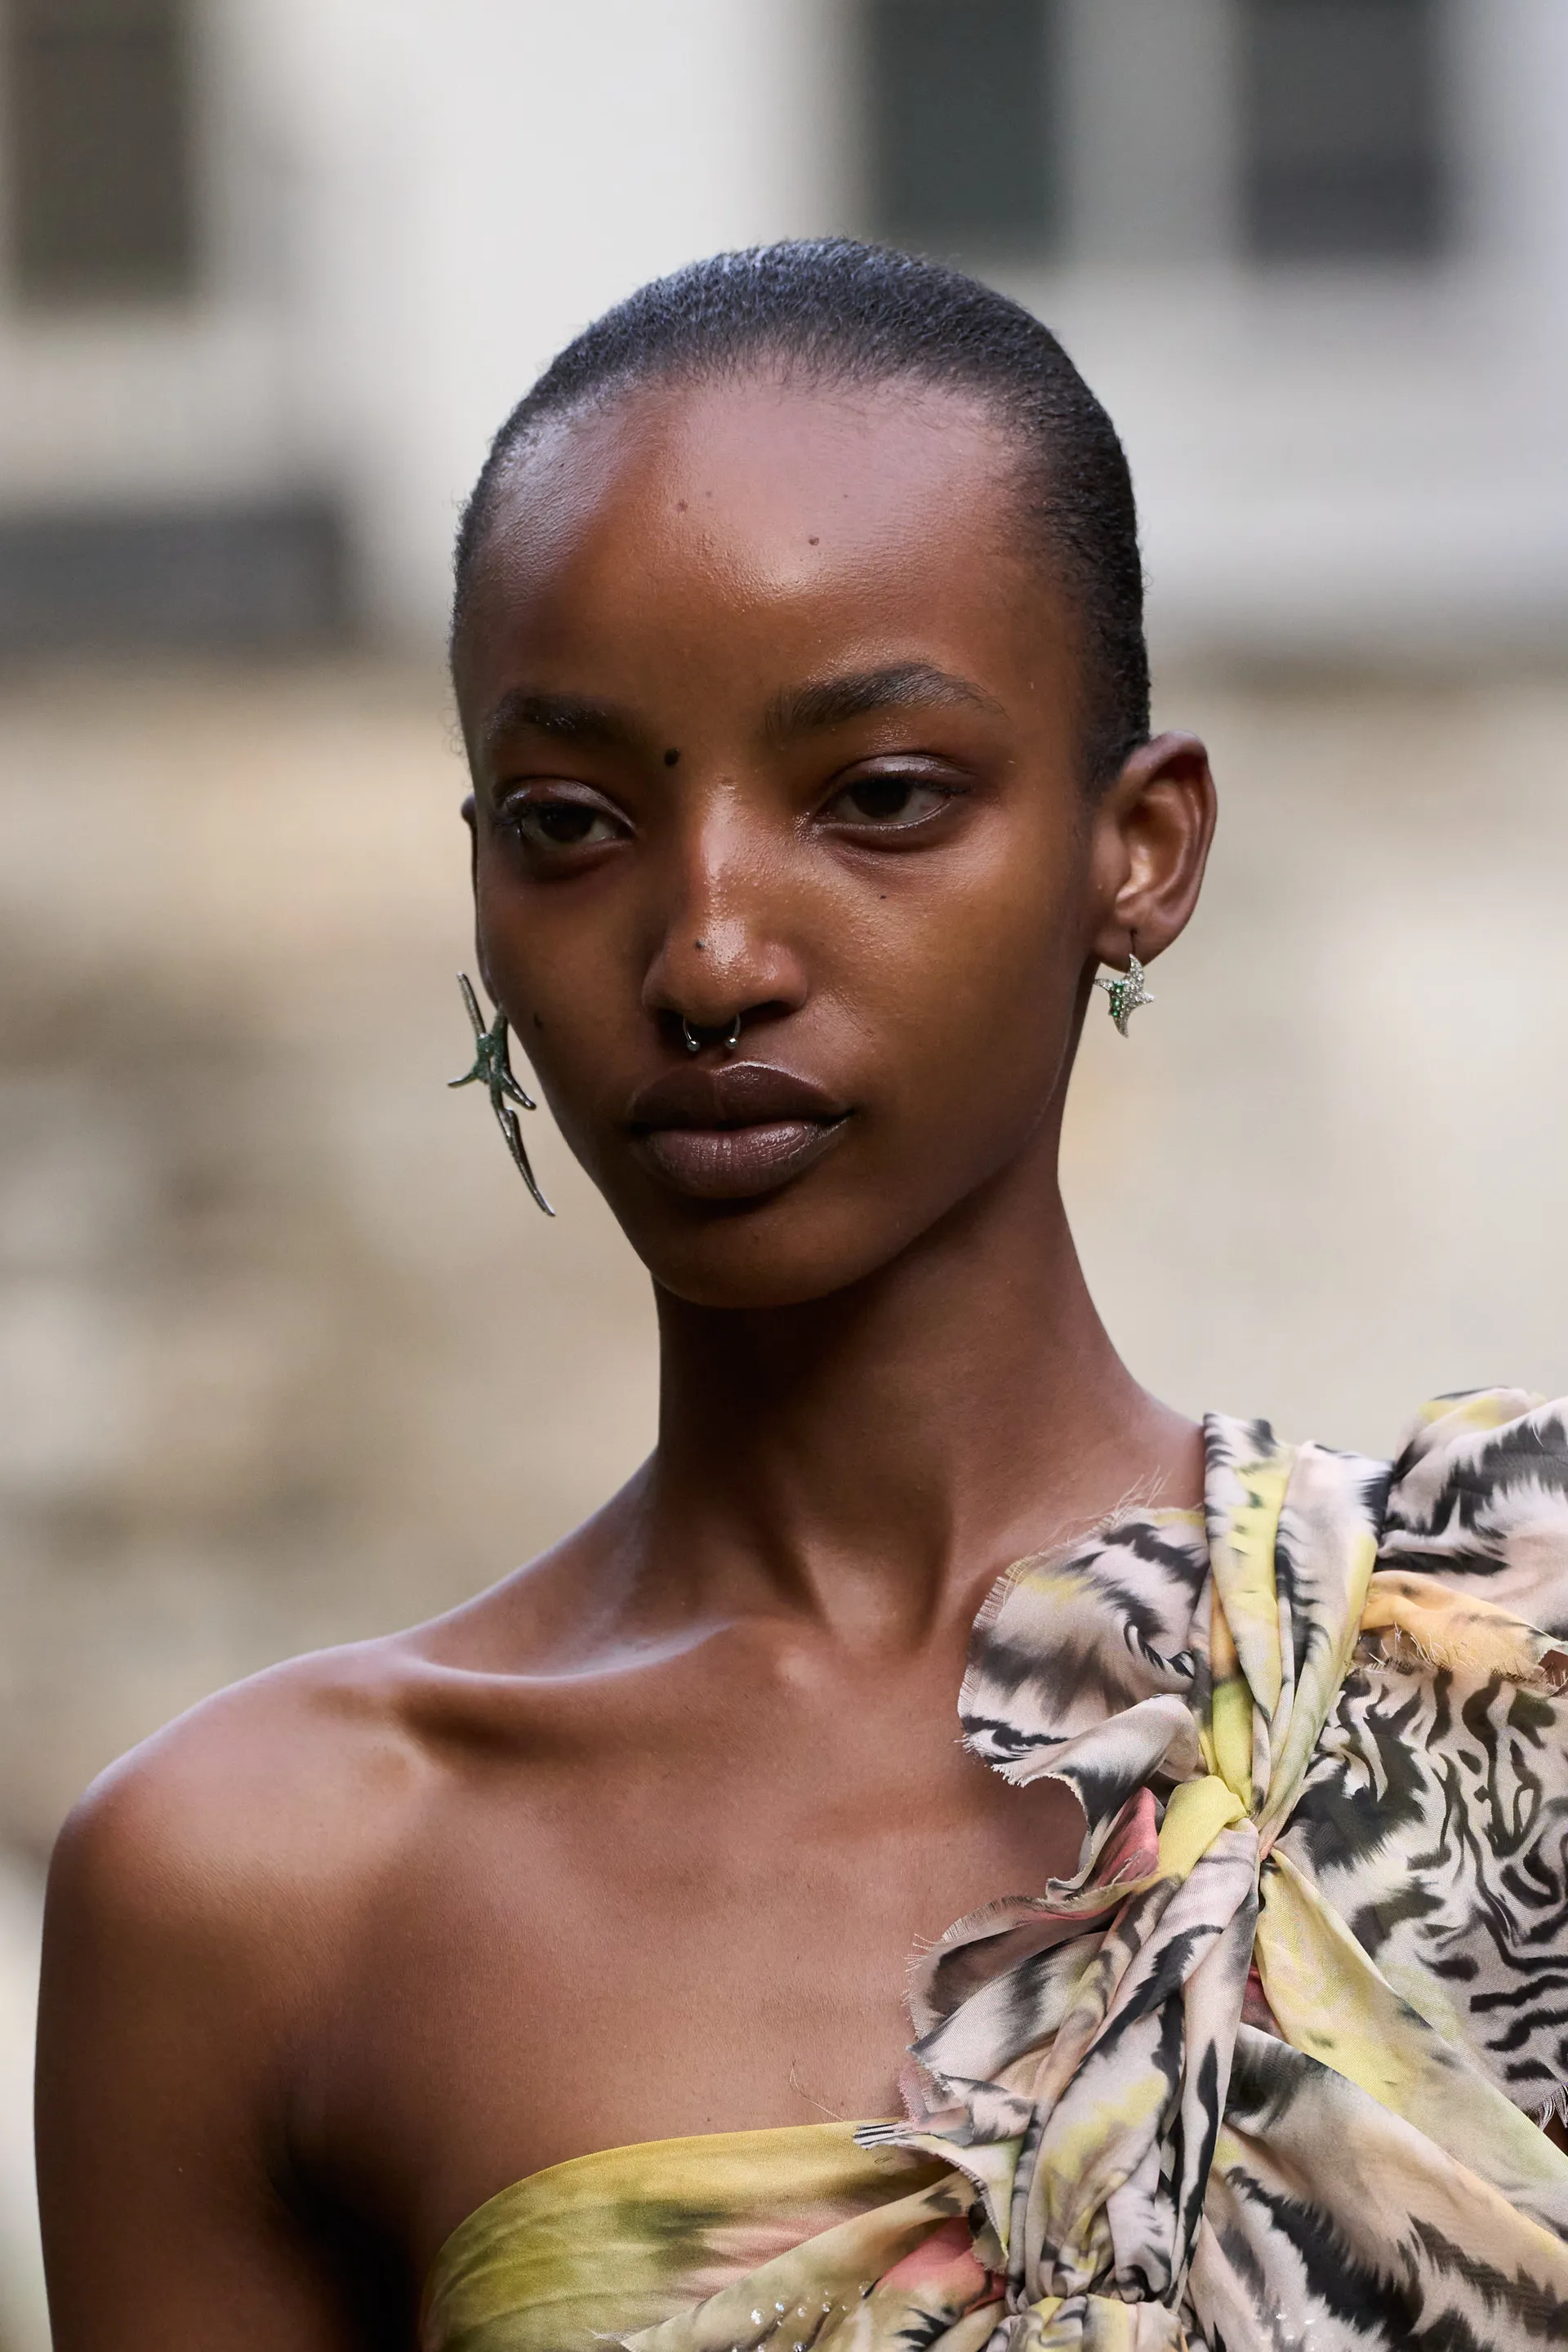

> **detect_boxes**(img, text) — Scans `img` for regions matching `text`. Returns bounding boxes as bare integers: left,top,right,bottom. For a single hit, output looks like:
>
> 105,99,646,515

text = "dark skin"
35,371,1223,2348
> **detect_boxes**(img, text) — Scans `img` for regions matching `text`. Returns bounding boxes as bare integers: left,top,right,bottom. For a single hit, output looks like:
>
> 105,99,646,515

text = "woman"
35,242,1568,2350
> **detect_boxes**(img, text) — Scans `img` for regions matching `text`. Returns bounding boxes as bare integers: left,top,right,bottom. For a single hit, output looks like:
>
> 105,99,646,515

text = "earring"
449,973,554,1216
1094,942,1154,1038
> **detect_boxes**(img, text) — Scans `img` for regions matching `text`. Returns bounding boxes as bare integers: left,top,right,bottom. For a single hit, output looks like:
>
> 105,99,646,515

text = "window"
862,0,1059,258
1241,0,1447,261
5,0,197,302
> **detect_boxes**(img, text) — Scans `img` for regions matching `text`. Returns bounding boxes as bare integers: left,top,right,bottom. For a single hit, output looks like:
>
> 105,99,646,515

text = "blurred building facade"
0,0,1563,662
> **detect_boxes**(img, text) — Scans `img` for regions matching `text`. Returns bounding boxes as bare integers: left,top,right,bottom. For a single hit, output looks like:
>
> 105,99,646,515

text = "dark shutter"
7,0,197,302
1242,0,1448,261
863,0,1059,257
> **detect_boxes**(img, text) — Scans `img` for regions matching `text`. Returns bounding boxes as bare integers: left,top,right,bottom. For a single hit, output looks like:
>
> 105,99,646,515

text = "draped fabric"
419,2122,955,2352
424,1390,1568,2351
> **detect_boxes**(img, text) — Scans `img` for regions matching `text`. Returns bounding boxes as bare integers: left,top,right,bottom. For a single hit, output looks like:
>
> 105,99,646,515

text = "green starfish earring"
449,973,554,1216
1094,944,1154,1038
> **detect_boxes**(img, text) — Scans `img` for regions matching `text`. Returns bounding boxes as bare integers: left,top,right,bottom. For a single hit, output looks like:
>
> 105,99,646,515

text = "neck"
643,1139,1201,1646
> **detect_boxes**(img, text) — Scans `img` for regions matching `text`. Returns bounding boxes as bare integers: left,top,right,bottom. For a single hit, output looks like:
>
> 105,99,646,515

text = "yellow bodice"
420,2119,943,2352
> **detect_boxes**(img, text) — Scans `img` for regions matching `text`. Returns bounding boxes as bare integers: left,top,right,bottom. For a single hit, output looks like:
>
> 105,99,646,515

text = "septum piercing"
682,1014,742,1055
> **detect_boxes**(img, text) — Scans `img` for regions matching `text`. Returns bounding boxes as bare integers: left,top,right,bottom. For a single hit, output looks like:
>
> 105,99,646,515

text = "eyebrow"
763,662,1003,742
480,688,638,760
480,662,1003,764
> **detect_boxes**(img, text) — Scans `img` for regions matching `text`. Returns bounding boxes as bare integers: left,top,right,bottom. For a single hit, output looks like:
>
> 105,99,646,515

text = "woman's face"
452,372,1210,1309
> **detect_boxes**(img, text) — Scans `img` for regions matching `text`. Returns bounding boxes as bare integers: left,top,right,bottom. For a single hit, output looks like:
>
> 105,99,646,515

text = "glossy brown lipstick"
626,1062,849,1200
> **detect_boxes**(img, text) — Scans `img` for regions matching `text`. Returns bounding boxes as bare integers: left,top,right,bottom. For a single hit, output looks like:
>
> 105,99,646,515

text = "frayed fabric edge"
1357,1624,1567,1692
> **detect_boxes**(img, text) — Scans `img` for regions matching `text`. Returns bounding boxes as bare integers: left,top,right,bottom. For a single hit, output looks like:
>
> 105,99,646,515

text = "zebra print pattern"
853,1390,1568,2347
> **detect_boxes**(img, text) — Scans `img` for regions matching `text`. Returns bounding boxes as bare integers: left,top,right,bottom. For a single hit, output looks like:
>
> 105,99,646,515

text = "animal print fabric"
866,1388,1568,2347
423,1390,1568,2351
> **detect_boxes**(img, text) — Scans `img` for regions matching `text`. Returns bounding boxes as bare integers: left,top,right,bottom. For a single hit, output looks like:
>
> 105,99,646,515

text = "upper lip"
627,1062,848,1129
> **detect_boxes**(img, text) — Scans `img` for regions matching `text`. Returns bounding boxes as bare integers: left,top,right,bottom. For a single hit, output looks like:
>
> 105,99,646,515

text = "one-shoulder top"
422,1392,1568,2351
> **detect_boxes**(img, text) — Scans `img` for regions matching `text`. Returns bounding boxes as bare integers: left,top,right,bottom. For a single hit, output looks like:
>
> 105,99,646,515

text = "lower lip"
635,1118,848,1200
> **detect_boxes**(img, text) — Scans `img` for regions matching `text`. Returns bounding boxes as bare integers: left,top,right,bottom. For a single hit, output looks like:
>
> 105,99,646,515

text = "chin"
617,1194,935,1314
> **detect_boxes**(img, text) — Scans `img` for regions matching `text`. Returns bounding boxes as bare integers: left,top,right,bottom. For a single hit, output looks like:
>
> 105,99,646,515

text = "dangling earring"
449,973,554,1216
1094,939,1154,1038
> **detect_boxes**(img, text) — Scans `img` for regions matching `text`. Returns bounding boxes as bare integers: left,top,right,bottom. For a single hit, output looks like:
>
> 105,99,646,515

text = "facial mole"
808,536,819,546
694,939,706,951
663,747,680,767
676,499,688,511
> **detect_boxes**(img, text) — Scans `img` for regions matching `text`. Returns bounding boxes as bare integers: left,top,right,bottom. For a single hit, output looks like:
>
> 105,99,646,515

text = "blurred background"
0,2,1566,2339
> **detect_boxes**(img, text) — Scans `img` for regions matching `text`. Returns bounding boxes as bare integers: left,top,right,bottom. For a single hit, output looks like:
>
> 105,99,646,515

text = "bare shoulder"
45,1485,651,2025
46,1633,444,2017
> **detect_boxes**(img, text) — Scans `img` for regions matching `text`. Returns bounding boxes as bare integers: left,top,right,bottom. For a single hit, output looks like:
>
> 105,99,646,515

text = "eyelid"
493,776,631,820
494,774,617,800
821,752,968,791
831,747,963,773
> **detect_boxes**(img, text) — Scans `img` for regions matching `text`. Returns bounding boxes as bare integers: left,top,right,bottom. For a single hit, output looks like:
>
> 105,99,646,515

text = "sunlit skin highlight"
36,369,1223,2349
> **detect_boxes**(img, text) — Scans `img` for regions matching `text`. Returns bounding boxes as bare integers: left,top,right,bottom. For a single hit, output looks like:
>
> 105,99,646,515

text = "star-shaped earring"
449,973,554,1215
1094,948,1154,1038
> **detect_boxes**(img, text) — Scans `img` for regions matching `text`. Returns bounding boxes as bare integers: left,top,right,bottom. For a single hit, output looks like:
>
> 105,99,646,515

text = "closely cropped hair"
452,238,1150,788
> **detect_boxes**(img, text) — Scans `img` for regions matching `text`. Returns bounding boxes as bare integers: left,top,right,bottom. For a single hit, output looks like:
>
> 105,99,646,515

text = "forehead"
454,373,1070,715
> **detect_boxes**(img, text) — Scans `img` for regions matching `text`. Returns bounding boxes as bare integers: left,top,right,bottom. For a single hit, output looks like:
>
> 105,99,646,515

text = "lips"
626,1062,850,1200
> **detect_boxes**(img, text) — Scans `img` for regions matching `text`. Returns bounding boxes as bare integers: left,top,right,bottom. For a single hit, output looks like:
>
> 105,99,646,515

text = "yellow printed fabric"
421,2123,960,2352
423,1390,1568,2350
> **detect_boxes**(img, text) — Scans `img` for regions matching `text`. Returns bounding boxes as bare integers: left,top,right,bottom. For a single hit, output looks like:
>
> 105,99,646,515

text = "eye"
822,770,960,831
498,787,628,856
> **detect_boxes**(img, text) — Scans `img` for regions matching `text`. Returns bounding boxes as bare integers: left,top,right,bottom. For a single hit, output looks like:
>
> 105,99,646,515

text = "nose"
640,809,808,1058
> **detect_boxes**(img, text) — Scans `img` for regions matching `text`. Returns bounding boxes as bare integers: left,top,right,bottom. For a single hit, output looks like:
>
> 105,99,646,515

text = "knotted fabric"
618,1391,1568,2352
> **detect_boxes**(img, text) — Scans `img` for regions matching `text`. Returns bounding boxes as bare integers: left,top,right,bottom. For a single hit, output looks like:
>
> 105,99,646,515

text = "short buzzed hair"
452,238,1150,788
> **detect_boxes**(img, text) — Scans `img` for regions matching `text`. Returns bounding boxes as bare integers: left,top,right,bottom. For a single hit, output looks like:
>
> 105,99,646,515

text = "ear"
1086,732,1217,969
461,792,500,1004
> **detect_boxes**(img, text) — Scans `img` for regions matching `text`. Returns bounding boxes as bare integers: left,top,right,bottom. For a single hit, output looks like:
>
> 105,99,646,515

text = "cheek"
469,861,599,1126
855,832,1089,1116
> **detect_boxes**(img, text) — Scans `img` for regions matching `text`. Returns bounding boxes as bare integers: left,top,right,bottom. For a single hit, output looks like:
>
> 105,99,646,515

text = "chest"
296,1686,1080,2283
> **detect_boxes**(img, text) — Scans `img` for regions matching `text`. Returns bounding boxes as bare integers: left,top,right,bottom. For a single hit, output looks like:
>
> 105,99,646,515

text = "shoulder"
46,1636,443,2024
